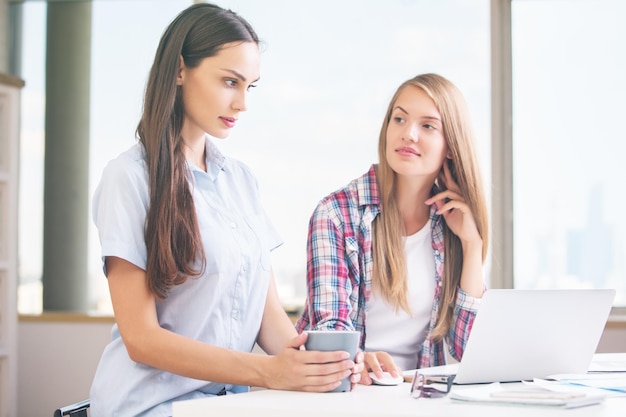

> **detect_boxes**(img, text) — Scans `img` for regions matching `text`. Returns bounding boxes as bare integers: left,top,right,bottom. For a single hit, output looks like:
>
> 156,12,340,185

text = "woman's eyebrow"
393,105,409,114
393,105,441,122
221,68,260,84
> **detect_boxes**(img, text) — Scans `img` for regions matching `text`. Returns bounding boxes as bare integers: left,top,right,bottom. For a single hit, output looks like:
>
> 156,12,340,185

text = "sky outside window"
512,0,626,306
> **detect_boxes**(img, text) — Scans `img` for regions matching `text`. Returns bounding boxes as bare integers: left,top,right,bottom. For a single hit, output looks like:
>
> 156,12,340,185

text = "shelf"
0,72,23,417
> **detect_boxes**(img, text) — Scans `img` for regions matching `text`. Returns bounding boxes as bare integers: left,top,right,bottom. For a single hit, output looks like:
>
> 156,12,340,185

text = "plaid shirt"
295,165,482,368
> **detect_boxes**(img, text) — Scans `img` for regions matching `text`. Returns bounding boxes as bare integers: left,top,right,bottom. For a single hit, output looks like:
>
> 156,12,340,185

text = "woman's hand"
359,351,402,385
351,351,365,390
264,333,363,392
428,161,485,298
426,161,482,246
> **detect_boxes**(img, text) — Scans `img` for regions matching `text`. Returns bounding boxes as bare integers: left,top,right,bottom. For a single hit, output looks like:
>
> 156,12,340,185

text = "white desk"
173,354,626,417
173,384,626,417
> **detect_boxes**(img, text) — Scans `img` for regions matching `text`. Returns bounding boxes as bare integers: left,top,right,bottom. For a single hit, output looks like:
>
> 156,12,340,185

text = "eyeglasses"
409,372,455,399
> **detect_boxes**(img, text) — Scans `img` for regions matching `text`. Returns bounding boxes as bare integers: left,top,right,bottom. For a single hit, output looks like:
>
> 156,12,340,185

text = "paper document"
588,356,626,373
540,373,626,395
450,383,605,408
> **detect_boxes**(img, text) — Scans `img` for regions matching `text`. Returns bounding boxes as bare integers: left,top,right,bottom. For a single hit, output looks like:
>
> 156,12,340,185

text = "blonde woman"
296,73,488,384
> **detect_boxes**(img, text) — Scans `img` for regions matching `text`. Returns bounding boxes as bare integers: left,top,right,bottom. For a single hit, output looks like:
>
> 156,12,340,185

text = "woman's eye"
393,116,404,124
225,79,237,87
424,123,435,130
247,83,257,92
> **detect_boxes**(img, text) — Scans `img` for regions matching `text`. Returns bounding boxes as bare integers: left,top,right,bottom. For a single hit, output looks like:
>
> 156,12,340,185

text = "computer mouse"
368,371,404,386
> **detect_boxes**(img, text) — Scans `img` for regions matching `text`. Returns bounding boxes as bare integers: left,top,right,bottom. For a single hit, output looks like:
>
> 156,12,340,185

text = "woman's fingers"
439,160,461,193
350,351,364,390
425,189,466,214
361,351,402,385
270,335,357,392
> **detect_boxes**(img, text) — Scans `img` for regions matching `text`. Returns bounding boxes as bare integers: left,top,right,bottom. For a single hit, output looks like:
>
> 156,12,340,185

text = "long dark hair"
137,3,259,298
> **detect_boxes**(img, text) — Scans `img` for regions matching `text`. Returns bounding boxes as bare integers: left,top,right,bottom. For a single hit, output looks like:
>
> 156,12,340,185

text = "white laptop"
414,288,616,384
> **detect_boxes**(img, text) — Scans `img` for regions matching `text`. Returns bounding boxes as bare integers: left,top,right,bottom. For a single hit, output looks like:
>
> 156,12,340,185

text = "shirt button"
231,222,237,229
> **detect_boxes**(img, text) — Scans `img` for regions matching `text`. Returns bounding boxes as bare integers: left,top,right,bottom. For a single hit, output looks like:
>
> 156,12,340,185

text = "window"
17,0,491,314
17,0,194,313
511,0,626,307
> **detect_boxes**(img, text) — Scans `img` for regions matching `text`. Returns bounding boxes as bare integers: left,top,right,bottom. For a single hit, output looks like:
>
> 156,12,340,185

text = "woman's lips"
396,147,419,157
220,116,236,128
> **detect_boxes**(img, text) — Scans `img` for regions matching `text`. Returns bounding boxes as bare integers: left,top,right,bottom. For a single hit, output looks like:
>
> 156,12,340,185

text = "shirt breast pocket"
246,214,272,272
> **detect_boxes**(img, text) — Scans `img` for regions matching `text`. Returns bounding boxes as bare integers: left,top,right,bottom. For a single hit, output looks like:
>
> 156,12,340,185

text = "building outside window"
511,0,626,307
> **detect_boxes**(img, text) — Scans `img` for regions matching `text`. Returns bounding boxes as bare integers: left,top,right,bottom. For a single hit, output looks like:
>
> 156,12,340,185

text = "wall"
17,317,626,417
17,317,113,417
601,321,626,353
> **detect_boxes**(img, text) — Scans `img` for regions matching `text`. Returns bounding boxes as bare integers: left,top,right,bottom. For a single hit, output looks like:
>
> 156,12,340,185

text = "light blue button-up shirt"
89,139,281,417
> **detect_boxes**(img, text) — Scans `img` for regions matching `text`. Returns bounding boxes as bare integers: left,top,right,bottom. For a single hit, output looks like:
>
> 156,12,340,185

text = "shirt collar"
356,164,381,207
187,137,226,182
205,137,226,180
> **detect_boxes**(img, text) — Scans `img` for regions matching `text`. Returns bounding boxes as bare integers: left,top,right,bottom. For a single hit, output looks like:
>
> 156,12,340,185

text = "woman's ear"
176,55,185,86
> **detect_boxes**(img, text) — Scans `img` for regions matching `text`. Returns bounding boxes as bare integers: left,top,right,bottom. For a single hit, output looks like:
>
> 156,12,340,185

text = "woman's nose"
232,91,248,112
404,123,418,142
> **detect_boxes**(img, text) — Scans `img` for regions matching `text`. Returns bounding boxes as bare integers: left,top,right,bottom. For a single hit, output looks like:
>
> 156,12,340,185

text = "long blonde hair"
372,73,489,341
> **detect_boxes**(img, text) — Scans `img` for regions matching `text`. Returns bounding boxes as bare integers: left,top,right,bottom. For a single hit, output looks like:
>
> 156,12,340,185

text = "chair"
53,399,90,417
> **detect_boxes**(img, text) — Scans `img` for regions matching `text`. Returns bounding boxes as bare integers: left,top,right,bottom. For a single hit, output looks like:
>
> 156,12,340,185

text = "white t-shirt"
365,220,436,371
